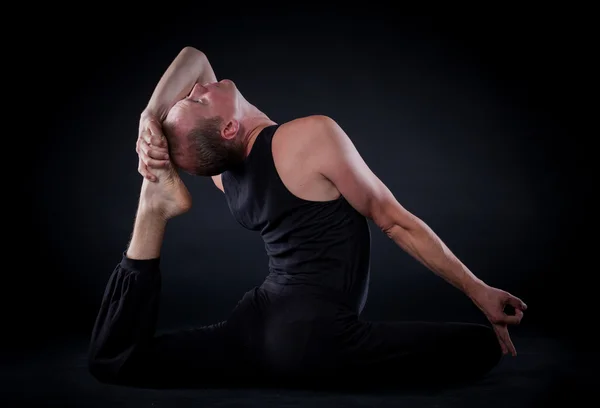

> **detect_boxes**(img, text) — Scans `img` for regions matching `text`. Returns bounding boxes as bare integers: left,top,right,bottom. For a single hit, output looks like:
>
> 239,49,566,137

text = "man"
88,46,527,389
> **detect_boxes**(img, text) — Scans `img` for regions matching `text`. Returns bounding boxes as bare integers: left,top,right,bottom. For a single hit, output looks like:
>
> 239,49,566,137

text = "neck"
237,102,277,158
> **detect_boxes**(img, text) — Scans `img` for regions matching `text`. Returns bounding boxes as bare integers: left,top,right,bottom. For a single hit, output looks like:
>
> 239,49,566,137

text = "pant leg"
87,252,247,388
337,320,503,387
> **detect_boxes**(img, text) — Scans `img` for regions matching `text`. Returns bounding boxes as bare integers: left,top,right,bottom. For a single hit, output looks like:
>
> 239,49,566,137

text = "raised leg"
87,255,246,388
88,137,247,388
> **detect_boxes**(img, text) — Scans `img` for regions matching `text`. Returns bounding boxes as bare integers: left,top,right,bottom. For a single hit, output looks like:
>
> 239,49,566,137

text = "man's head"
163,79,246,176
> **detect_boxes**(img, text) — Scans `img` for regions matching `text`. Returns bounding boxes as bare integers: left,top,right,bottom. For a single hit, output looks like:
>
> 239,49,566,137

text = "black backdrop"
15,13,592,357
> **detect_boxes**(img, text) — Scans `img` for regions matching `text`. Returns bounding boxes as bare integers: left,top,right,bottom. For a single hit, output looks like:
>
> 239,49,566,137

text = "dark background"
16,13,592,358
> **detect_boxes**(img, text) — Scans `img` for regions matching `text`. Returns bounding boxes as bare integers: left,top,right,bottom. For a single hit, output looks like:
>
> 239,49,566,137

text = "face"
165,79,239,138
163,79,244,174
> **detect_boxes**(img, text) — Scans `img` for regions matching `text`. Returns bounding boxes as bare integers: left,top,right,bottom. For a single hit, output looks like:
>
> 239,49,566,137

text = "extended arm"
311,115,484,297
141,46,217,122
312,115,527,355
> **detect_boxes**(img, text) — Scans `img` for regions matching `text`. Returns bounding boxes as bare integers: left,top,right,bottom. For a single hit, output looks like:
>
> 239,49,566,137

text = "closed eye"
184,95,207,104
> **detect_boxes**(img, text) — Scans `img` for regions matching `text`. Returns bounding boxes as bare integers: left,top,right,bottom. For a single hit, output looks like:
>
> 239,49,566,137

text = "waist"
259,277,355,311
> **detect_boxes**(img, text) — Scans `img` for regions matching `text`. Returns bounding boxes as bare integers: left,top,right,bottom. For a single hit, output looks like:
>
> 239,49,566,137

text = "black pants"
87,253,502,389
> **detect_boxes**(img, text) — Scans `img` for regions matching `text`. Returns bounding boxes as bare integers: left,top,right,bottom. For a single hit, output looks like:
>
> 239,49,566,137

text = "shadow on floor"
1,334,595,408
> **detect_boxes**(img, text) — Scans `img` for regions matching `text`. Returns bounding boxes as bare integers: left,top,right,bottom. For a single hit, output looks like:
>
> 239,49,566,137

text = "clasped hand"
136,114,171,181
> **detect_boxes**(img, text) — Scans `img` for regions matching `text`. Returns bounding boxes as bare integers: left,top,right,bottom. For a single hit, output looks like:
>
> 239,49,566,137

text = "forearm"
384,219,487,298
142,46,217,121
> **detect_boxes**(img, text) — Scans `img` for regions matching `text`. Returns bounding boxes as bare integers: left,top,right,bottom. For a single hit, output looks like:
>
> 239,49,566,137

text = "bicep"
314,117,416,231
198,51,218,84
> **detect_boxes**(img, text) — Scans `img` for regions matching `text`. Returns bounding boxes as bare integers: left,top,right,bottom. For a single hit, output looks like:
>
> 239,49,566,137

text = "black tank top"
221,124,371,314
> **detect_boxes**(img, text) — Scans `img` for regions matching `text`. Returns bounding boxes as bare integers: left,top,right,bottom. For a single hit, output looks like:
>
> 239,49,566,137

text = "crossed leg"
335,318,503,389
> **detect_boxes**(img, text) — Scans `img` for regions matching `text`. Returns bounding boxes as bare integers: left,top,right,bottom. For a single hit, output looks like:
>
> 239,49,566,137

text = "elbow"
88,358,130,386
88,350,115,384
181,46,205,58
380,221,409,242
376,212,397,238
375,201,421,238
87,348,125,385
88,357,113,384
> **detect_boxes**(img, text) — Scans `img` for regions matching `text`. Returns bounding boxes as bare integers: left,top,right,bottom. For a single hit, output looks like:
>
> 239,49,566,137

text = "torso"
219,117,372,315
213,116,340,202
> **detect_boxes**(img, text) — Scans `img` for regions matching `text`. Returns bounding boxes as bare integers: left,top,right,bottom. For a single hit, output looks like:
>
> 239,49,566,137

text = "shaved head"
161,79,249,176
163,115,245,176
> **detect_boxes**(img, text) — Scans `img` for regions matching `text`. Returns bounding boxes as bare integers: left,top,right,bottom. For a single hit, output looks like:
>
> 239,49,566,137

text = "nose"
188,83,207,99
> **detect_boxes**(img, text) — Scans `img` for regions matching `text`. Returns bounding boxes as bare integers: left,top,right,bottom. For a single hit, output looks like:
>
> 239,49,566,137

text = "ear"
222,119,240,140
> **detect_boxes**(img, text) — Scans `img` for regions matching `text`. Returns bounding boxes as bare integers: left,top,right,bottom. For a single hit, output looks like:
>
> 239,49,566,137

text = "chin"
172,157,196,176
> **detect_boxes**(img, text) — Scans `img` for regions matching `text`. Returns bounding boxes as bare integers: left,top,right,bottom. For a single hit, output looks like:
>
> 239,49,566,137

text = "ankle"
126,207,168,260
138,200,169,221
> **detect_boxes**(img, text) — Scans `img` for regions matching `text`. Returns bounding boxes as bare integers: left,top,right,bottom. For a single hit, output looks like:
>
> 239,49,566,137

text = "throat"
243,120,277,158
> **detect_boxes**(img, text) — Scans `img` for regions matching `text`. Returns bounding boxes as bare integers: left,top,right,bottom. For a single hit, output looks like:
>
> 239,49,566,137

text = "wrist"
463,277,488,299
140,109,161,124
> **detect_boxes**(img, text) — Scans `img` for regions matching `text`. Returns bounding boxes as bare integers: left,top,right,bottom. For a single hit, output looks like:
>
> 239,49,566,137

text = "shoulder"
280,114,338,133
273,115,354,178
273,115,341,157
276,115,343,149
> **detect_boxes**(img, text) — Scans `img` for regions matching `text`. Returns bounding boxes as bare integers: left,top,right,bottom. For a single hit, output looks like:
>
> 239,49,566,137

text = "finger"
492,325,508,355
140,128,165,147
136,136,146,155
147,120,167,147
141,141,169,160
140,142,170,163
147,119,161,135
506,295,527,311
502,309,524,325
148,148,169,161
137,140,163,181
137,158,156,181
496,324,517,356
140,129,153,146
138,160,157,181
139,146,170,169
504,334,517,357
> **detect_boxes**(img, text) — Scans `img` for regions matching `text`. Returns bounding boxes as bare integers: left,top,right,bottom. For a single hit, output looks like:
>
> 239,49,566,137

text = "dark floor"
1,334,596,407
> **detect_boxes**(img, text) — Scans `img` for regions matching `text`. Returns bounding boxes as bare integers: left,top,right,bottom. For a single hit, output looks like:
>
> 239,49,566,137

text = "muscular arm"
142,46,217,122
141,46,223,190
311,115,487,299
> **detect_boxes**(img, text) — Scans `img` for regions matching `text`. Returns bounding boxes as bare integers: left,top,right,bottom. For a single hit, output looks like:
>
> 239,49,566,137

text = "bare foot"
139,162,192,220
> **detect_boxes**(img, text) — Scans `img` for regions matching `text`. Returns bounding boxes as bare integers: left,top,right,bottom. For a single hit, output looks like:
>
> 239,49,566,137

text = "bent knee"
88,358,119,384
88,354,137,385
463,324,503,373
